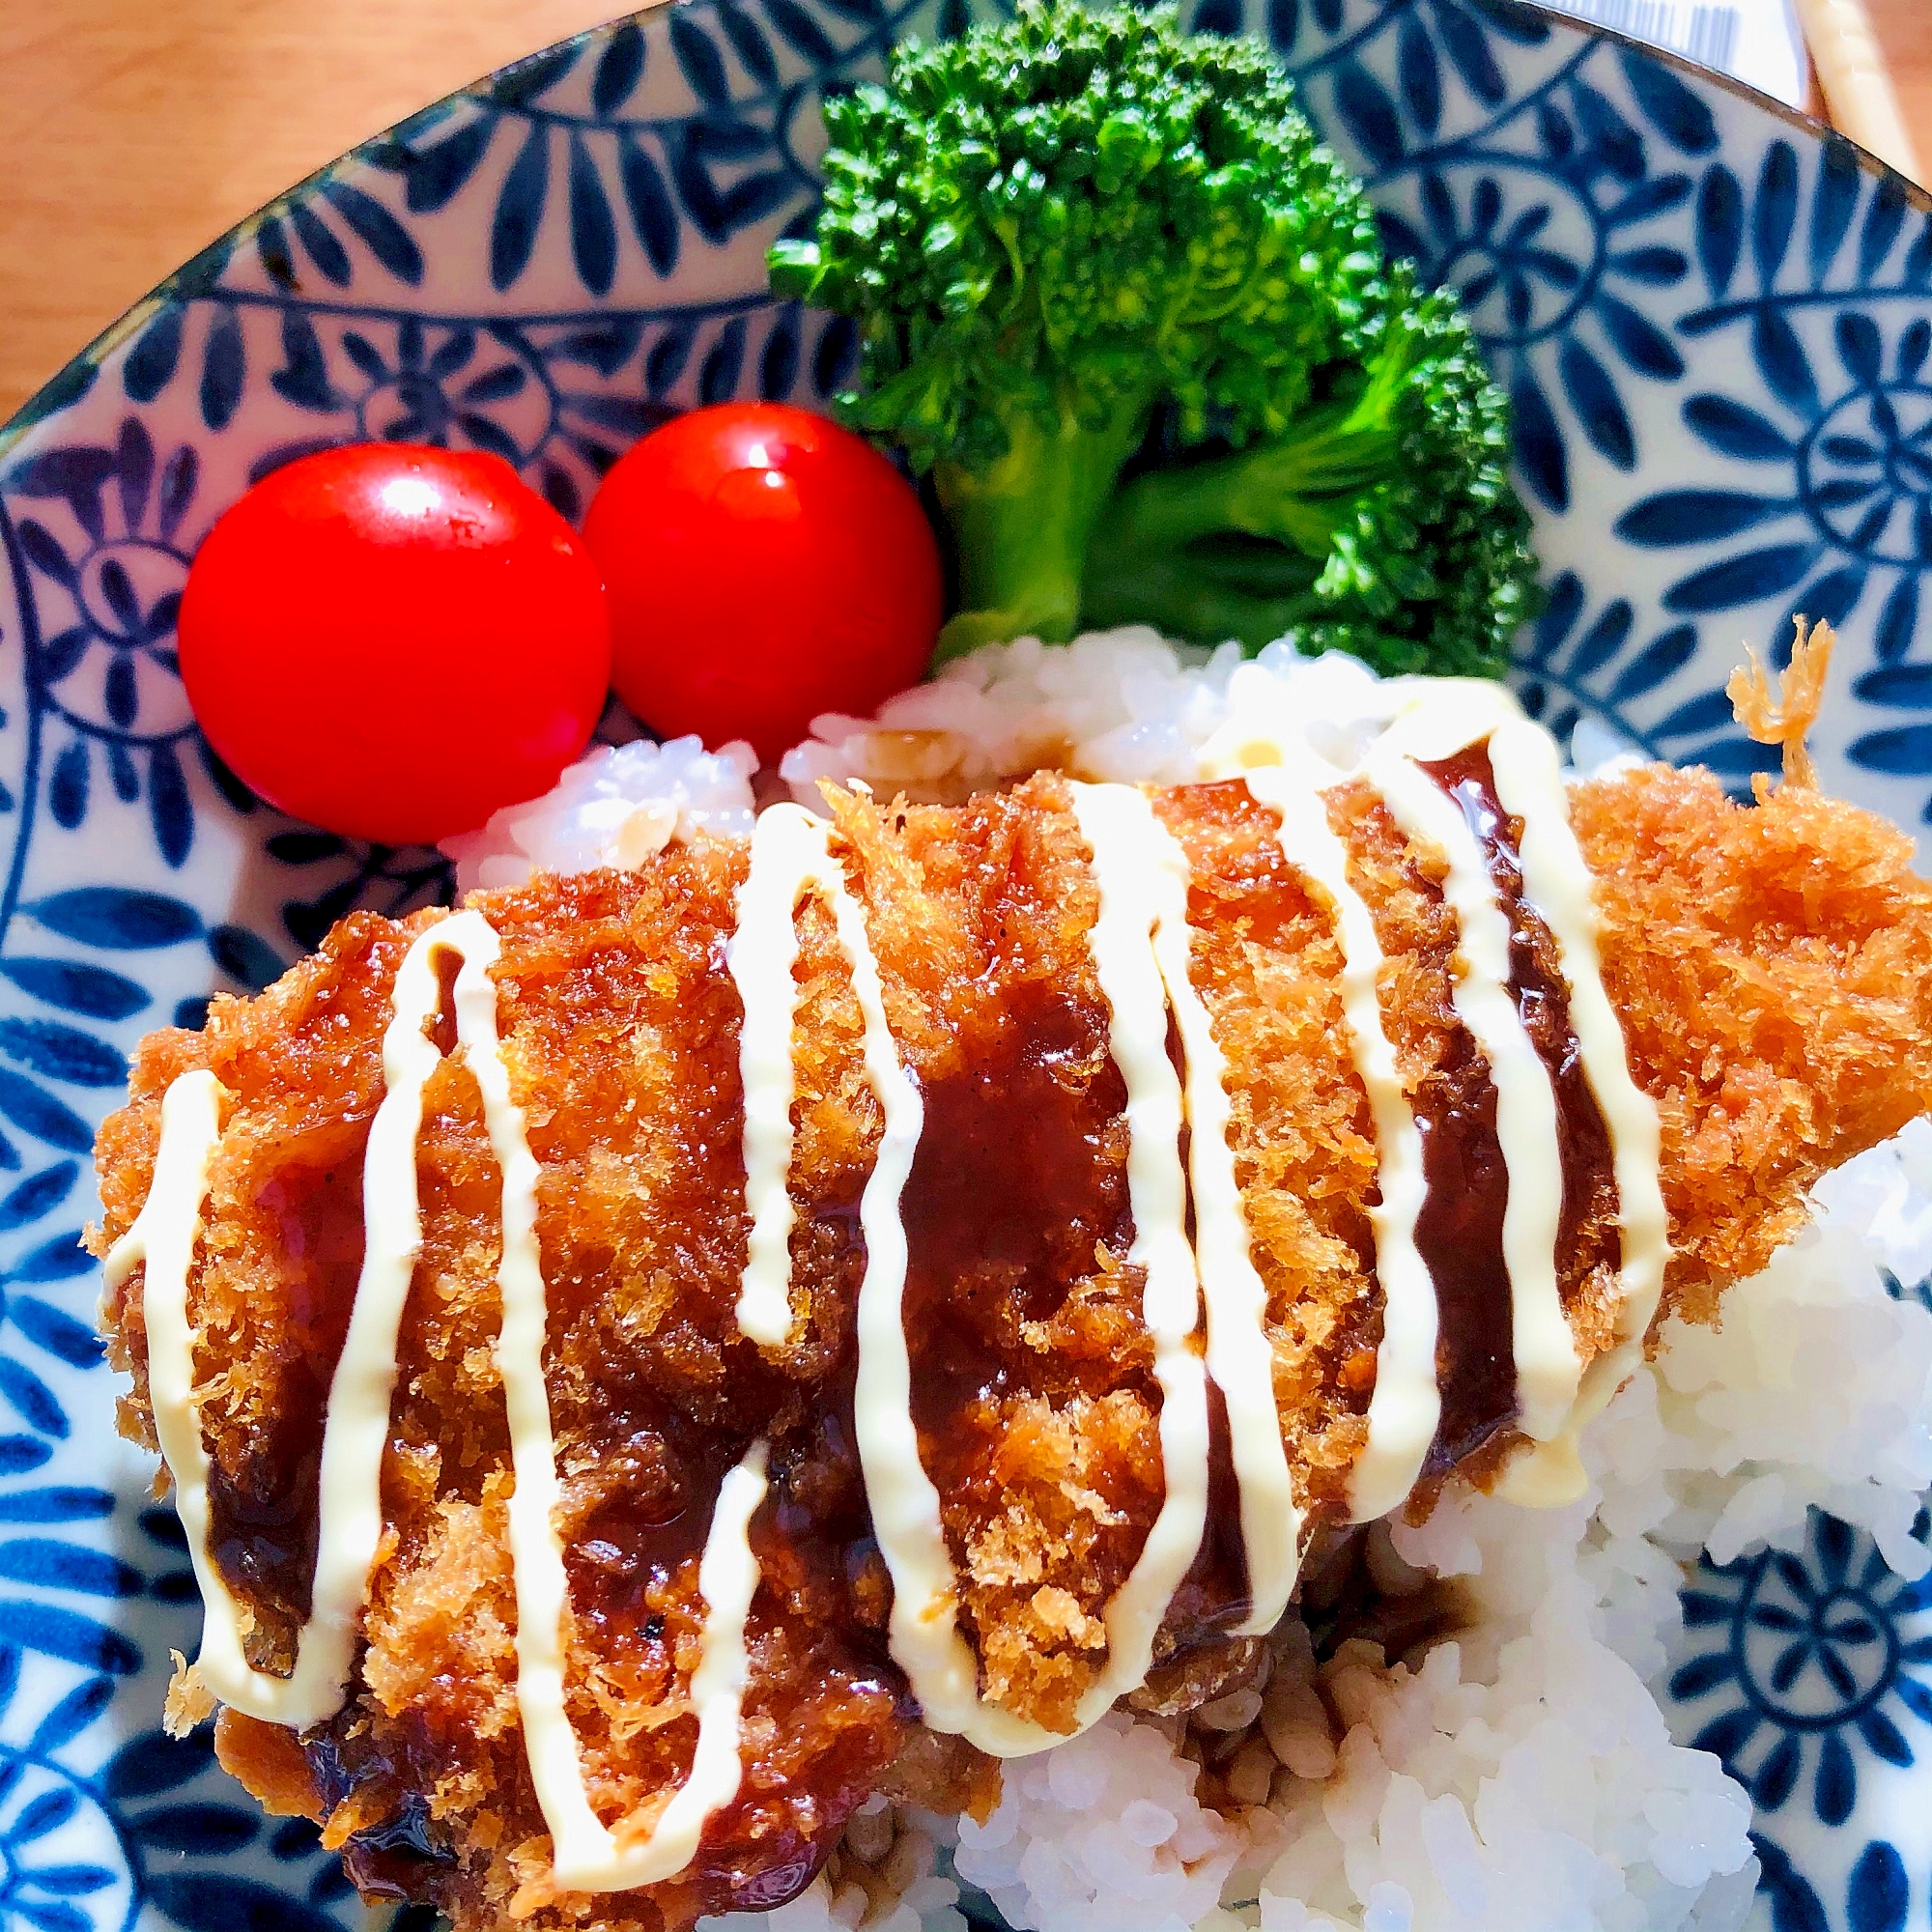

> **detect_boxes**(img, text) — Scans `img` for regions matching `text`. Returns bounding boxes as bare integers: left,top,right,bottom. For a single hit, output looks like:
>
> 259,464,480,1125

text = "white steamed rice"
441,630,1932,1932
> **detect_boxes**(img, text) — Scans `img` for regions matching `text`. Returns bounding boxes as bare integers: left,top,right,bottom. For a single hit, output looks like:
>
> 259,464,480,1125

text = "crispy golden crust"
92,765,1932,1930
1575,764,1932,1318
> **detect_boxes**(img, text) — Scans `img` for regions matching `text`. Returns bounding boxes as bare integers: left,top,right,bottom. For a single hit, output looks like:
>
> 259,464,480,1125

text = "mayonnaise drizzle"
1369,681,1669,1476
101,1069,298,1718
724,814,1005,1741
882,778,1219,1750
728,807,1210,1759
1485,713,1670,1504
1205,673,1664,1494
716,809,1036,1750
400,910,770,1894
983,779,1208,1737
718,806,978,1730
728,806,822,1349
1122,785,1301,1635
725,789,1298,1741
1236,763,1437,1523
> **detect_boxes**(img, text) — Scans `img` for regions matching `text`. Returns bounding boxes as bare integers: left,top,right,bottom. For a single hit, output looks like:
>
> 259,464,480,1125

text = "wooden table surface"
2,0,1929,424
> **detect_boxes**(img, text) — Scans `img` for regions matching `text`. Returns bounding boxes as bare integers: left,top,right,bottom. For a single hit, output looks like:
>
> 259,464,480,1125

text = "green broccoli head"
773,4,1380,469
770,0,1537,673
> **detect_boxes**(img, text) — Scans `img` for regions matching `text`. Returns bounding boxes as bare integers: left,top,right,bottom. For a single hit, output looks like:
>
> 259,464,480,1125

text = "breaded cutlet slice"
90,764,1932,1931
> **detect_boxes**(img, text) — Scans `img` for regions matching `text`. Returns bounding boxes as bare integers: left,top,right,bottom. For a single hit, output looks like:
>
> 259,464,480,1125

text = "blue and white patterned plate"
1,2,1929,1926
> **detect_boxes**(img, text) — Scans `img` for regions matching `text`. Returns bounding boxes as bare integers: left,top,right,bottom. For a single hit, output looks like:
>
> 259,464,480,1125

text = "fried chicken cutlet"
91,747,1932,1932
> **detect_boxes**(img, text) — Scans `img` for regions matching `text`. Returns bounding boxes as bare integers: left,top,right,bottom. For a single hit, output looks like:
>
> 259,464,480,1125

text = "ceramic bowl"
1,3,1928,1927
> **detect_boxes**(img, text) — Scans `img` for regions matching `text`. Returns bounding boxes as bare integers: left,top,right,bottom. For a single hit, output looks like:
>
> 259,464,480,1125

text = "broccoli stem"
1102,393,1402,550
933,394,1152,663
1080,526,1324,651
1080,391,1410,648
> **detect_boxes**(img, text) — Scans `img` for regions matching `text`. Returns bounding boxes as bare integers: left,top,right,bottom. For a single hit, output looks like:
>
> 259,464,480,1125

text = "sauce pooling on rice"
121,679,1668,1896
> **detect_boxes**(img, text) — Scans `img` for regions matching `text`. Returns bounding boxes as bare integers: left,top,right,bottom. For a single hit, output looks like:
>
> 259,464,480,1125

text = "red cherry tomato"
582,403,941,761
179,445,611,845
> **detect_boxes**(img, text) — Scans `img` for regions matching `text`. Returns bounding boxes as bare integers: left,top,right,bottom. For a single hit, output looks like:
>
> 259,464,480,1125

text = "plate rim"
3,0,1927,465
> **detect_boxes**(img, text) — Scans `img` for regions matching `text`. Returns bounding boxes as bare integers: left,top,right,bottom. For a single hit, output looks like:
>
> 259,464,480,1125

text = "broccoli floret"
770,0,1537,671
1083,274,1535,672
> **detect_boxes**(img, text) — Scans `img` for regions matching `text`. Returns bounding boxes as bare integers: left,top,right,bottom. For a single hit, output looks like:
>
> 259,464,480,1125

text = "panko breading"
92,763,1932,1930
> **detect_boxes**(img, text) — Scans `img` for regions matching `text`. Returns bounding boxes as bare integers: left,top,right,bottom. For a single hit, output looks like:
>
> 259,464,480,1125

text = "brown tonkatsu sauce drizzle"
898,977,1138,1514
1406,1026,1516,1473
427,945,463,1059
897,970,1256,1651
698,1378,907,1915
205,1438,323,1639
1413,741,1617,1470
308,1747,454,1900
1163,1378,1252,1648
207,1156,371,1641
562,1395,750,1651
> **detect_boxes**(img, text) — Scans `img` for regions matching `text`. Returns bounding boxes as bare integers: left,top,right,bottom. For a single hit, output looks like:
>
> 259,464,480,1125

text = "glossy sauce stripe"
1236,764,1438,1524
1365,741,1581,1442
1375,680,1668,1474
1485,714,1669,1502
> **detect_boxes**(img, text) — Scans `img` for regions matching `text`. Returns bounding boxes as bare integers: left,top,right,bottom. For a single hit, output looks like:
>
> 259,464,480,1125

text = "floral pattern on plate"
1,1,1929,1925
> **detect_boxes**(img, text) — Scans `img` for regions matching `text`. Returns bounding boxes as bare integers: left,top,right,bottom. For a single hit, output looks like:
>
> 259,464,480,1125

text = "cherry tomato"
179,445,611,845
582,403,941,760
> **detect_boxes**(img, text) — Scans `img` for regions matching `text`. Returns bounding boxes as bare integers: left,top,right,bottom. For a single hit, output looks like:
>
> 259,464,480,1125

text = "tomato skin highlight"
179,445,611,845
583,403,942,761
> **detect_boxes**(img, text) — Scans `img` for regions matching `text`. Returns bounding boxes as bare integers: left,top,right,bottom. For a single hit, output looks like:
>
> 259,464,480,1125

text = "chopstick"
1792,0,1921,185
